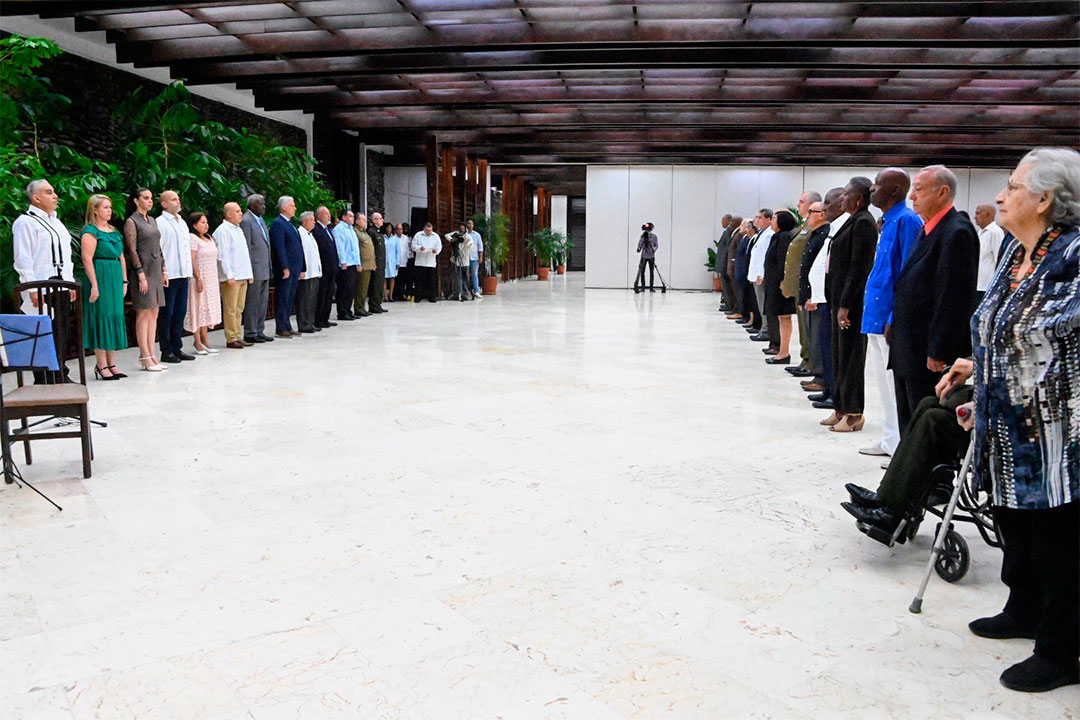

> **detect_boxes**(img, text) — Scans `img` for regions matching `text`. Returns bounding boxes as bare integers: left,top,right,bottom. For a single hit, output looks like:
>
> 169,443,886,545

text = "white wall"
384,166,427,226
551,195,568,236
0,15,314,155
585,164,1011,290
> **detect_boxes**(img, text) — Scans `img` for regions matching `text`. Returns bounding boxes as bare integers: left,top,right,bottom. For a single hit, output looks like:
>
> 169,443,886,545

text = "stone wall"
366,149,387,215
32,51,306,160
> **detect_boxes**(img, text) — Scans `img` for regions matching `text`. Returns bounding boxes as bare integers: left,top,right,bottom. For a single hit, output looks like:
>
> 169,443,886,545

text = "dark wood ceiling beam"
254,84,1074,111
173,47,1078,85
109,18,1078,65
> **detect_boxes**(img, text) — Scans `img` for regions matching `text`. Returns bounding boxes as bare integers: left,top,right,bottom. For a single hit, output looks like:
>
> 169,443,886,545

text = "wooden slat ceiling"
6,0,1079,176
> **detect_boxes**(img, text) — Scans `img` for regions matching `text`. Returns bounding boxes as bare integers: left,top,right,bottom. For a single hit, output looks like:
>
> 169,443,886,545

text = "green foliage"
471,211,509,275
526,227,567,267
0,34,342,310
551,232,573,266
705,246,718,273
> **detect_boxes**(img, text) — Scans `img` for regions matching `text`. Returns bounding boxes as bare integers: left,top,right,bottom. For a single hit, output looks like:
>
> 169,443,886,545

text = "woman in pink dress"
184,211,223,354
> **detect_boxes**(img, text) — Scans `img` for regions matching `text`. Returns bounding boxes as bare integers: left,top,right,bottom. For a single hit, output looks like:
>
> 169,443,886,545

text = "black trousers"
741,278,760,330
877,385,973,511
417,266,437,301
336,266,357,317
994,501,1079,666
635,256,655,289
831,308,867,415
34,292,74,384
817,303,833,397
315,271,336,325
894,370,941,437
158,277,188,356
368,264,385,312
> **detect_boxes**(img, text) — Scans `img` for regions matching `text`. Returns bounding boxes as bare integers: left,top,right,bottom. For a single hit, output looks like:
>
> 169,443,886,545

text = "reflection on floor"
1,273,1074,718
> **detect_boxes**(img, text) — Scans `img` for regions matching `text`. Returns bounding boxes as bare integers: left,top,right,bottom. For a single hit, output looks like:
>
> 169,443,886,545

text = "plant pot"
713,276,723,292
481,275,498,295
556,265,566,275
538,267,550,280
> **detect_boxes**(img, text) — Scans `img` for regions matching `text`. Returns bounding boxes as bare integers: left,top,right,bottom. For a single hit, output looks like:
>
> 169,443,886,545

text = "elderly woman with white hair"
294,210,323,334
939,147,1080,693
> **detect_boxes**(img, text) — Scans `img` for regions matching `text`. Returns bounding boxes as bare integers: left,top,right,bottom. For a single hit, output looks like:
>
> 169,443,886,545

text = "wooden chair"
3,280,92,479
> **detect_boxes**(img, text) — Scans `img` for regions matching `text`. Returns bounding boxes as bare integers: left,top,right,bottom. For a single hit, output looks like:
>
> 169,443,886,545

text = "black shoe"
735,319,751,325
750,333,770,342
176,351,196,361
358,310,372,317
969,613,1037,640
256,334,275,343
244,336,261,344
812,399,836,410
765,356,791,364
375,307,388,313
326,321,338,327
428,298,437,303
845,483,883,509
807,392,829,402
999,655,1079,693
763,347,778,355
337,315,355,321
790,367,814,377
841,502,899,530
315,322,331,329
160,353,182,364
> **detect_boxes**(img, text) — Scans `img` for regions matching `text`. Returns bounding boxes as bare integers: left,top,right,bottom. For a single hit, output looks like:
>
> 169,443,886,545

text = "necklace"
1008,226,1058,290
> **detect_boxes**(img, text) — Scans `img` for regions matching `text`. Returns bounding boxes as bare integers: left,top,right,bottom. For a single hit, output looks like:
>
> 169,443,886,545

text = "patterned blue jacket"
971,224,1080,509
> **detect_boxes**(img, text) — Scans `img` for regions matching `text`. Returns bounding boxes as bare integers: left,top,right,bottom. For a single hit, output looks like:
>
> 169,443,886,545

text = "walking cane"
909,414,975,614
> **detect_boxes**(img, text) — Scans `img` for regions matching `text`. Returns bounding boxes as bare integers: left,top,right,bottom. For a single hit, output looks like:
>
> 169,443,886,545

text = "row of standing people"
715,149,1080,693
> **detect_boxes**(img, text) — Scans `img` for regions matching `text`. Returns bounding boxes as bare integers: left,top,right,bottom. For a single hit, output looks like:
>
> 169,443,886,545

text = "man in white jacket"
411,222,443,303
747,208,774,342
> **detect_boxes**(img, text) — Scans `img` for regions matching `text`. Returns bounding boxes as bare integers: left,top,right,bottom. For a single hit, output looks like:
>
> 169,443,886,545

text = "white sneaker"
859,443,889,457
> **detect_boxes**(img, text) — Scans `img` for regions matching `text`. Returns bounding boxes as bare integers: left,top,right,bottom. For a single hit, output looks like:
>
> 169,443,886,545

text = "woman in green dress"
80,194,129,380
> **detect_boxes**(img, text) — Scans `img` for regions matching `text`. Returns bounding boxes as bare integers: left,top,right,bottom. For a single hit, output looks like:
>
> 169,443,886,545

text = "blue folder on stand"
0,315,60,371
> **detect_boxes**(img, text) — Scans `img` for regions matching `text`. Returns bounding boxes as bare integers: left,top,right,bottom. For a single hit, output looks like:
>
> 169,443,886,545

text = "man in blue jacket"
860,168,923,460
269,196,306,338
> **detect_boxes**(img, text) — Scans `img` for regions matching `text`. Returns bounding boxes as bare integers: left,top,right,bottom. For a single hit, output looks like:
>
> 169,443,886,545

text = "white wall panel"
585,166,630,288
551,195,568,236
755,167,806,214
967,168,1009,215
715,166,761,228
671,166,717,290
384,167,427,226
627,167,674,287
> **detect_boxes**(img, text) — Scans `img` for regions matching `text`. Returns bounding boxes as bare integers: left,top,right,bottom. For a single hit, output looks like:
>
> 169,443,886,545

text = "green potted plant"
526,227,565,280
471,211,509,294
552,233,574,274
705,245,722,292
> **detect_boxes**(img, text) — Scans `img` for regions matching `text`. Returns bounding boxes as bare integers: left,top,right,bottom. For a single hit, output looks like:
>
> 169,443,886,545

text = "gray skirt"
132,250,165,310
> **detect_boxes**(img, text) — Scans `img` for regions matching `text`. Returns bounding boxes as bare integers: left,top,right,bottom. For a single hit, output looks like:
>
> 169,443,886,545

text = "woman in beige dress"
123,187,168,371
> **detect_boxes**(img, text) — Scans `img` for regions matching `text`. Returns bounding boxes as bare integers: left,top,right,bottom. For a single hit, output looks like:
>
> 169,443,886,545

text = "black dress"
763,229,796,316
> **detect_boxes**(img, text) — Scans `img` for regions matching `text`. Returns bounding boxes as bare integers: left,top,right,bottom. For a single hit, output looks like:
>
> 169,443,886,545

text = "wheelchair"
856,441,1000,585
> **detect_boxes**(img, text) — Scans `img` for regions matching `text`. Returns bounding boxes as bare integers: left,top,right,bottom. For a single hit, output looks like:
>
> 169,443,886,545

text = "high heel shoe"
820,411,842,427
140,356,164,372
94,366,119,381
831,414,866,433
106,365,127,379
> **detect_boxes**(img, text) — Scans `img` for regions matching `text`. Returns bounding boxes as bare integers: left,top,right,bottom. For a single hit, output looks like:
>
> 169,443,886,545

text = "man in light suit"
241,194,273,344
269,195,306,338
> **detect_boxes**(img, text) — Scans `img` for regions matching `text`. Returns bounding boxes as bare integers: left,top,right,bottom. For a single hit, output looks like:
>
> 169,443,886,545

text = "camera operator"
445,221,475,301
635,222,659,293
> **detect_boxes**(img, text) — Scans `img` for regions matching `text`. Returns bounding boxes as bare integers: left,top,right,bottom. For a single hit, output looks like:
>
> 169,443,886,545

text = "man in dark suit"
715,214,733,310
888,165,979,435
240,194,273,344
269,196,306,338
312,206,339,329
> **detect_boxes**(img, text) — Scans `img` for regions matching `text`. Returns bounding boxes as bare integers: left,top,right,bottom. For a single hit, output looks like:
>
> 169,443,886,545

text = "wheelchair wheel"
935,529,970,583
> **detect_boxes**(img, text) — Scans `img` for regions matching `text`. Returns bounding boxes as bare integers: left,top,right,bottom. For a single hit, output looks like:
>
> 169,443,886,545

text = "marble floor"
0,273,1073,719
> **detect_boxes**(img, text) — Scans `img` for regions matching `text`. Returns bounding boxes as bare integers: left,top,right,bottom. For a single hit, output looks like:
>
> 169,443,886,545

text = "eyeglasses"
808,209,825,215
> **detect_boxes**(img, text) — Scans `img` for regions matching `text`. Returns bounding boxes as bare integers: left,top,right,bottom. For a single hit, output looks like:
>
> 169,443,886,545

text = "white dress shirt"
396,234,410,267
809,212,850,304
746,227,774,282
298,226,322,279
411,231,442,268
156,211,193,279
976,221,1005,292
12,205,74,313
213,220,253,282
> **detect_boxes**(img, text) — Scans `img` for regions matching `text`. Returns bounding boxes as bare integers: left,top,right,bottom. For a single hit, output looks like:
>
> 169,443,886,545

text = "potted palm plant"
471,211,509,294
527,228,565,280
706,246,722,292
552,233,574,274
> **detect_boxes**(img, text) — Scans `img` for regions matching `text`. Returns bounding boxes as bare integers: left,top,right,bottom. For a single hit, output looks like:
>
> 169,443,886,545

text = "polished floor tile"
1,274,1074,718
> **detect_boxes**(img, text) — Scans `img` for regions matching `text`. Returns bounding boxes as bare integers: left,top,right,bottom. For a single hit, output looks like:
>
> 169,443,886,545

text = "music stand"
0,315,63,511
